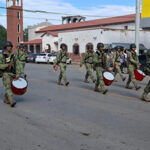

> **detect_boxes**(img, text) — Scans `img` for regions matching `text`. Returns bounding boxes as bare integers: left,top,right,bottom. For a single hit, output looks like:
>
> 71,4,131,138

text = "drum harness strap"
95,51,105,67
3,53,16,74
84,52,94,64
58,51,67,64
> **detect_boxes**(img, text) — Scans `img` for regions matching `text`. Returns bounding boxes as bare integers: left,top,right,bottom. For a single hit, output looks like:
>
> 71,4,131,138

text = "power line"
0,14,61,21
0,6,135,18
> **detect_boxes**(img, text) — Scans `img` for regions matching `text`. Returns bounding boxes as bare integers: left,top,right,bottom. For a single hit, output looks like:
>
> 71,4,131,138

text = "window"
16,0,21,6
7,0,13,7
73,44,79,55
17,36,20,43
124,26,128,30
17,24,20,33
17,11,20,19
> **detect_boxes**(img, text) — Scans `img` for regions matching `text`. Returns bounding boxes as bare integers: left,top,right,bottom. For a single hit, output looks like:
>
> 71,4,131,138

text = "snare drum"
11,78,28,95
134,69,146,81
103,72,114,86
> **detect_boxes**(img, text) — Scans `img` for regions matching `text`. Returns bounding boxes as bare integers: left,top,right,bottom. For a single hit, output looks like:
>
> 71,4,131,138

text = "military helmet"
130,44,136,49
60,43,67,49
19,44,25,48
86,44,93,50
97,43,104,49
115,46,121,50
3,41,13,49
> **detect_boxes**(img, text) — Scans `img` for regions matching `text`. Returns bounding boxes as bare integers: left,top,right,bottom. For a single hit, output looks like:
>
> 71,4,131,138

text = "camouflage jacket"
15,49,28,62
127,50,139,67
0,52,18,77
81,51,94,64
93,51,109,69
54,50,69,65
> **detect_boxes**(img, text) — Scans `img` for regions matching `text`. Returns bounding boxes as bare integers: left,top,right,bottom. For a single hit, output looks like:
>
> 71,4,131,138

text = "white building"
28,22,52,41
24,14,150,62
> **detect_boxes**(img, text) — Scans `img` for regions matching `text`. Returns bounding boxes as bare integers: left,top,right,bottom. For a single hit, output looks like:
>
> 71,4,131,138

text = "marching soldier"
54,43,70,86
125,44,141,90
113,46,126,82
93,43,110,94
15,44,28,79
141,50,150,102
80,44,96,83
0,41,19,107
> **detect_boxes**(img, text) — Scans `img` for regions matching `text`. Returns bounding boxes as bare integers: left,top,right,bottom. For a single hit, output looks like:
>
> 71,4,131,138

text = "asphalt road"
0,63,150,150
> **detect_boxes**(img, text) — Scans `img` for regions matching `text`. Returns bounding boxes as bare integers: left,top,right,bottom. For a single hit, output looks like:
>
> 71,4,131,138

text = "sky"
0,0,142,29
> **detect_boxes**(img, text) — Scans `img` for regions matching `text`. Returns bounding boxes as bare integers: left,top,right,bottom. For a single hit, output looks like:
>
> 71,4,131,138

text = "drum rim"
12,77,28,89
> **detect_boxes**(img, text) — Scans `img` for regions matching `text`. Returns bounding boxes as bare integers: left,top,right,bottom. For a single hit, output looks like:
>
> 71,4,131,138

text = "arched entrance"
46,44,51,53
71,43,80,62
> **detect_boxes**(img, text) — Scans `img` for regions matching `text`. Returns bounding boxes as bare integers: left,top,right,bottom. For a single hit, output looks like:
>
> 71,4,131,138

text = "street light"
135,0,140,54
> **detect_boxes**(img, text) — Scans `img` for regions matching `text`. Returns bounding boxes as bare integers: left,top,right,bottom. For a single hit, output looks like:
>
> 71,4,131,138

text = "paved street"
0,63,150,150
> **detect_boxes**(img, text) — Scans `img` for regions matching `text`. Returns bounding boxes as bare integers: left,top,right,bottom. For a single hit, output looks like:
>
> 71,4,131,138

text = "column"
34,44,36,54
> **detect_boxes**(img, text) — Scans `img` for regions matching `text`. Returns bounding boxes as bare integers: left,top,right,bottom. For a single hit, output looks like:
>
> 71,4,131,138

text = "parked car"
49,54,72,64
35,53,51,64
49,54,57,64
27,53,37,63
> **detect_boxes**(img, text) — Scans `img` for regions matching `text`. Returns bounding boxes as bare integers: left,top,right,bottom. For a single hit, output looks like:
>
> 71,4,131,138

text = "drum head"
12,78,27,89
137,70,145,76
104,72,114,80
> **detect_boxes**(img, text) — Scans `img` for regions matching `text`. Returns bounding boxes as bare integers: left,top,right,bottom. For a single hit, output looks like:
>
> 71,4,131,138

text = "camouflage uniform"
126,50,141,90
113,51,126,81
142,50,150,101
0,51,19,107
81,51,95,83
15,48,28,78
54,49,70,86
93,50,109,94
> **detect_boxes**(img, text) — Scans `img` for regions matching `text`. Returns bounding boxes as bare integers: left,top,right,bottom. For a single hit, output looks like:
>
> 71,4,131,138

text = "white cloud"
0,0,135,28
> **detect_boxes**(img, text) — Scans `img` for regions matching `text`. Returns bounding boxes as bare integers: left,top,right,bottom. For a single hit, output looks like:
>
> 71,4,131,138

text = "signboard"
142,0,150,18
141,0,150,28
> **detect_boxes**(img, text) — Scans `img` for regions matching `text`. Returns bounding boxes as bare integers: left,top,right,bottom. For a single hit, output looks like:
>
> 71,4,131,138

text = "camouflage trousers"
2,72,15,97
85,63,94,80
126,65,136,85
95,66,104,87
59,63,67,81
114,62,124,80
16,61,26,77
144,80,150,94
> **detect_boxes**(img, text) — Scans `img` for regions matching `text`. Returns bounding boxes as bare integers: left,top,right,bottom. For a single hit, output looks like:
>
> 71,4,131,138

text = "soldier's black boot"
101,86,108,95
65,80,70,86
122,76,126,82
125,82,132,89
91,77,96,83
141,92,150,102
8,96,17,108
133,81,141,91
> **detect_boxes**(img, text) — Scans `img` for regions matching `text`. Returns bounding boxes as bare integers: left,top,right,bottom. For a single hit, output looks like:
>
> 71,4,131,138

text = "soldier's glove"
107,68,112,72
8,62,14,67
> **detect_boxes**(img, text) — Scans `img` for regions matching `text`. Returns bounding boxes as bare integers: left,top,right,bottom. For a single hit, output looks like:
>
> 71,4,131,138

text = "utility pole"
135,0,140,54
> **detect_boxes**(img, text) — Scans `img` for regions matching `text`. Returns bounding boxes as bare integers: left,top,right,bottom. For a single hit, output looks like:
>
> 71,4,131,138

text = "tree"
0,25,7,49
23,28,28,42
